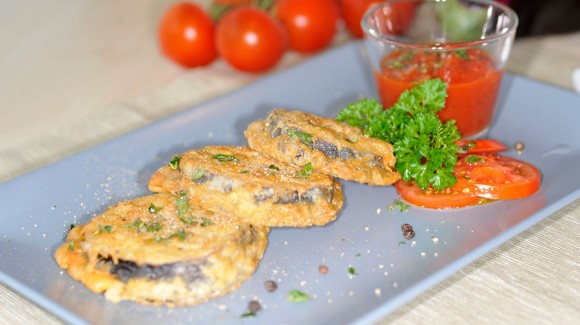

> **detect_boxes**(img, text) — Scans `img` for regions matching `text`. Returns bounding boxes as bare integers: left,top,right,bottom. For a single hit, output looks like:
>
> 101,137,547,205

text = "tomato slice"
456,139,508,154
455,154,541,200
394,179,481,209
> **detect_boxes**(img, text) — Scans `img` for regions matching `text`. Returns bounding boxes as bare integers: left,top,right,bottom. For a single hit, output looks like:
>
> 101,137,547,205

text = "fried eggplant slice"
244,109,400,186
149,146,343,227
55,193,269,306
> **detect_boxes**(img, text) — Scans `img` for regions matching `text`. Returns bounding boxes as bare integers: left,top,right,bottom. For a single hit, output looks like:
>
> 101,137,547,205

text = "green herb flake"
241,312,257,318
130,219,145,231
212,154,239,162
99,224,113,234
191,168,206,180
176,192,195,225
239,169,249,174
458,140,476,153
200,217,213,227
387,200,410,212
168,228,186,241
456,49,469,59
168,155,181,170
67,240,75,251
348,266,358,276
287,129,313,147
297,162,312,178
146,222,162,232
398,241,407,246
269,164,280,171
287,289,310,302
336,78,461,190
148,203,163,214
465,155,486,164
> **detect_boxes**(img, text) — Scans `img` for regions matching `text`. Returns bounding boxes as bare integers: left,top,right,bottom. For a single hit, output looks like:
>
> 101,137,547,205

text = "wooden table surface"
1,1,579,324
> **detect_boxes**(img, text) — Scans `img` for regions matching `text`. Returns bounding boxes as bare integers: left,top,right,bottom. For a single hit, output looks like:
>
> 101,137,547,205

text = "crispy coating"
54,193,269,306
149,146,343,227
244,109,401,186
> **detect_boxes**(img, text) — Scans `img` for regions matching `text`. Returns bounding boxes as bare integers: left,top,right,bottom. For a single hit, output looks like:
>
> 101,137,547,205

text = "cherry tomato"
394,179,481,209
455,154,541,200
216,7,287,72
276,0,339,53
158,2,217,68
341,0,416,38
457,139,508,154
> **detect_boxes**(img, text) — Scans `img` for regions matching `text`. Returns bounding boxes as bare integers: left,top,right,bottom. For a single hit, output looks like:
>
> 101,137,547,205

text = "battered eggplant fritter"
148,146,343,227
244,109,400,186
54,193,269,306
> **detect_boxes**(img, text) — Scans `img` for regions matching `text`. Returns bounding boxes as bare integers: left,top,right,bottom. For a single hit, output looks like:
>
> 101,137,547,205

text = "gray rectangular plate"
1,41,579,325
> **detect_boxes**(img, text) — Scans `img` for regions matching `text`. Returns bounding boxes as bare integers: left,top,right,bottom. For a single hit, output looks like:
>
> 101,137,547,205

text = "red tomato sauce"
374,49,503,137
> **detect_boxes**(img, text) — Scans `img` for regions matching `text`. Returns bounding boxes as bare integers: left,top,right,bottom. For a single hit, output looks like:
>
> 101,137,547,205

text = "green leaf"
336,78,461,190
287,129,313,147
169,155,181,170
212,154,239,162
297,162,312,178
287,289,310,302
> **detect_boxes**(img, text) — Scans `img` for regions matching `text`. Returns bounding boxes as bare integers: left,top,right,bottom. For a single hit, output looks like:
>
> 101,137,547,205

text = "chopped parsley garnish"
348,266,358,276
169,228,187,241
176,192,195,224
212,154,239,162
465,155,486,164
131,219,162,232
191,168,206,180
239,169,249,174
336,78,461,190
67,240,75,251
146,222,162,232
169,155,181,170
287,289,310,302
457,140,476,153
269,164,280,170
456,49,469,59
200,217,213,227
148,203,163,214
287,129,313,147
398,241,407,246
99,224,113,234
241,312,256,318
297,162,312,178
387,200,410,212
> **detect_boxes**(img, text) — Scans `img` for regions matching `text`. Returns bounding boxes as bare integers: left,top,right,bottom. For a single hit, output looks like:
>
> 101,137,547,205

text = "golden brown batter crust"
148,145,343,227
55,193,269,306
244,109,400,186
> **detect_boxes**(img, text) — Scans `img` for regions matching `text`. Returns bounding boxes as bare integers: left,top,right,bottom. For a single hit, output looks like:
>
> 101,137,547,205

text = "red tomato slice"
456,139,508,154
455,154,541,200
394,179,481,209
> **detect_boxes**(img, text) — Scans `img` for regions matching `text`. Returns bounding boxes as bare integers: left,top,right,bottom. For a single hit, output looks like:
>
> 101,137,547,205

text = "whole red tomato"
276,0,340,53
158,2,217,68
216,7,287,72
341,0,416,38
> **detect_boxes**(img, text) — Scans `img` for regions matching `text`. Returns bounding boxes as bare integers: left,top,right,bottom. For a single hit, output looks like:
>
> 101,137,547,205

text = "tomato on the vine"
158,2,217,68
276,0,339,53
341,0,416,38
216,7,287,72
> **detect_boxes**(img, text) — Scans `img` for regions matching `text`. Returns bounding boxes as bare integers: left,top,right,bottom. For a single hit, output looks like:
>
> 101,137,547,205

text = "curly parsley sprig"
336,78,461,190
